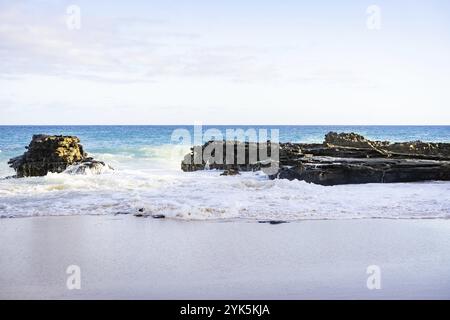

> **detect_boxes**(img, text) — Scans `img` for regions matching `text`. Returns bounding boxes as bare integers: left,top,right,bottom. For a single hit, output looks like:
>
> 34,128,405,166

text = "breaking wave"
0,144,449,220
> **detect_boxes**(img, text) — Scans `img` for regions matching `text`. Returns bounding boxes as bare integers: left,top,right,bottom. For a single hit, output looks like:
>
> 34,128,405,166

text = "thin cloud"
0,2,284,83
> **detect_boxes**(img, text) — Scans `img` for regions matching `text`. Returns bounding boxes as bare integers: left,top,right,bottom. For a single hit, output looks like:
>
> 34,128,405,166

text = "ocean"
0,125,449,220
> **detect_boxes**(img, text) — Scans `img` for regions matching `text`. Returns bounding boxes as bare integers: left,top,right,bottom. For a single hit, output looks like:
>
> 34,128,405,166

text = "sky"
0,0,449,125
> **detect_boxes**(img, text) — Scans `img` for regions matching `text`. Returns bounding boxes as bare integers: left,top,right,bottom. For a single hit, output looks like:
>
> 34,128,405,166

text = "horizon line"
0,124,449,127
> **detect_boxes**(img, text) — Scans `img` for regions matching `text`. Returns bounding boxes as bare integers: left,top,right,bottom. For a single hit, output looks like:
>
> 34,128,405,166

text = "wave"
1,143,449,220
0,165,449,220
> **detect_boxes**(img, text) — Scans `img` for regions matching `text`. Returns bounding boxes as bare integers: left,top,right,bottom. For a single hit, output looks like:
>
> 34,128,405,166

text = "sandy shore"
1,215,450,299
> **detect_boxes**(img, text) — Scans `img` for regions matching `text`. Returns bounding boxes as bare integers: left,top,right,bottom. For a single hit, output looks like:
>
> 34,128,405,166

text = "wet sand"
1,215,450,299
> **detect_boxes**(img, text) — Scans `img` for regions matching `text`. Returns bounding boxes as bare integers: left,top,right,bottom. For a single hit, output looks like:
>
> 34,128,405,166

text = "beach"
1,215,450,299
1,125,450,299
2,0,450,303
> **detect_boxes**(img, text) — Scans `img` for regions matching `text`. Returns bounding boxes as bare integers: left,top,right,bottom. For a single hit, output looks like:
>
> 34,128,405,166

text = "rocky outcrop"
325,132,389,149
180,132,450,185
270,158,450,185
8,135,112,177
324,131,450,159
181,140,278,172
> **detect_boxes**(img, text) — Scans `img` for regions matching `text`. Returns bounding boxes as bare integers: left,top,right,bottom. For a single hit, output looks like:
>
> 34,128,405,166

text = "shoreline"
1,215,450,299
2,213,450,221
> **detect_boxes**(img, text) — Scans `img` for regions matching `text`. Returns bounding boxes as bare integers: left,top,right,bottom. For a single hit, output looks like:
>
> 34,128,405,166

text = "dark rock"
220,168,240,176
258,220,288,225
270,158,450,185
181,132,450,185
325,131,389,150
138,208,145,213
181,140,278,172
151,214,166,219
8,135,112,177
385,141,450,158
134,213,144,217
324,131,450,159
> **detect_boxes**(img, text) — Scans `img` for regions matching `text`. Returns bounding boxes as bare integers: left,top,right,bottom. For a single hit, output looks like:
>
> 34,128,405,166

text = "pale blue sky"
0,0,449,124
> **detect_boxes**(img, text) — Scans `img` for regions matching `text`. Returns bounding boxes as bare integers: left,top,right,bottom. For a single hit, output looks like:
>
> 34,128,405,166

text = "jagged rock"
324,131,450,159
325,131,389,149
8,135,112,177
181,132,450,185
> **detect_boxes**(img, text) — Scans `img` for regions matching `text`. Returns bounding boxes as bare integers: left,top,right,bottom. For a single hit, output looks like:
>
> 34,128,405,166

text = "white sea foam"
1,148,449,220
63,162,115,175
1,144,449,220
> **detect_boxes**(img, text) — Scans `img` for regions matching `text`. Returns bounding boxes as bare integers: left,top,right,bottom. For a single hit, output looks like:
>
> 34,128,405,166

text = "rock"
181,140,278,172
64,158,113,175
325,131,389,149
133,213,165,218
270,157,450,185
181,132,450,185
324,131,450,159
258,220,288,225
220,169,240,176
8,135,112,177
385,140,450,158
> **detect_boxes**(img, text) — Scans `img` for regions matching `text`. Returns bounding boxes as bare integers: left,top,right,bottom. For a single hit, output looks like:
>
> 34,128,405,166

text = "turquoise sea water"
0,125,449,220
1,125,449,173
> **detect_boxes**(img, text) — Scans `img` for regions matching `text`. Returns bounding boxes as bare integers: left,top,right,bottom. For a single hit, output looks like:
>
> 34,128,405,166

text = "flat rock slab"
270,157,450,185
